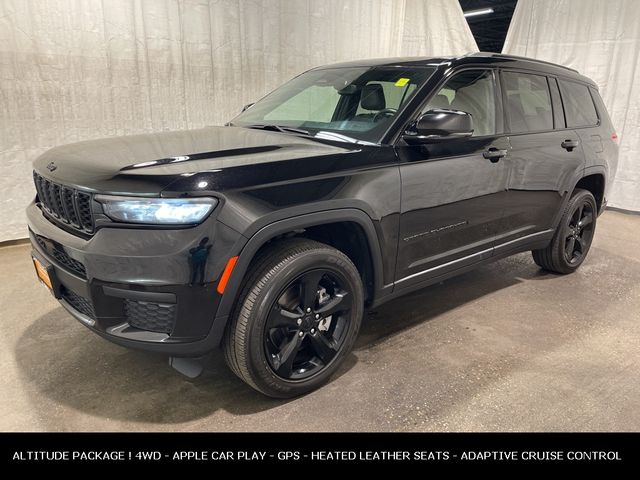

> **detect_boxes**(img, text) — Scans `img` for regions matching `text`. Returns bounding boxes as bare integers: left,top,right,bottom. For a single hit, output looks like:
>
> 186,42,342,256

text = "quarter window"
423,70,496,137
503,72,553,133
558,80,599,127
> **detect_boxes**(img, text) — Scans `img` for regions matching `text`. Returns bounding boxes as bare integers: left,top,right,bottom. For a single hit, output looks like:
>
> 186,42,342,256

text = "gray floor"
1,211,639,432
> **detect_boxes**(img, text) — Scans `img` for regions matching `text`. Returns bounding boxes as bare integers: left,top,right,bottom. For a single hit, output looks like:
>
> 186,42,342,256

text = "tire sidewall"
243,248,364,397
554,190,597,272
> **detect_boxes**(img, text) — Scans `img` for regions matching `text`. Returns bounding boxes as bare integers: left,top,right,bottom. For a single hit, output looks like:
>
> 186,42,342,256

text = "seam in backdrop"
0,0,477,242
503,0,640,212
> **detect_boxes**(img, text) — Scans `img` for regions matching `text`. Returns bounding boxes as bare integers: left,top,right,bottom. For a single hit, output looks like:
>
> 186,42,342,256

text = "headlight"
95,196,218,225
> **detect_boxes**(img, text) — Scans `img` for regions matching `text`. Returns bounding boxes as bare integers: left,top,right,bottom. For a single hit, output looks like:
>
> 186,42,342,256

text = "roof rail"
466,52,579,73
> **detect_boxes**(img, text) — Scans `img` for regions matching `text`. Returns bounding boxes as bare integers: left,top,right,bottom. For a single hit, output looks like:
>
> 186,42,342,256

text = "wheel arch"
214,208,387,322
575,171,606,213
551,169,607,231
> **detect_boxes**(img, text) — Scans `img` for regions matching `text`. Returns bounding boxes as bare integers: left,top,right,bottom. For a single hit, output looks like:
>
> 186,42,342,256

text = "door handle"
561,139,579,151
483,147,507,162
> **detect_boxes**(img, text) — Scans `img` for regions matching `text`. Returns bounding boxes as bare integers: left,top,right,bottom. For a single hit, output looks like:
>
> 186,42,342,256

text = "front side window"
558,80,599,127
503,72,553,133
231,66,435,143
423,70,496,137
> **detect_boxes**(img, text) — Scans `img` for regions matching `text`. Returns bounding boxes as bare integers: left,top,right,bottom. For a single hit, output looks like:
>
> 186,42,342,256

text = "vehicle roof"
314,52,596,86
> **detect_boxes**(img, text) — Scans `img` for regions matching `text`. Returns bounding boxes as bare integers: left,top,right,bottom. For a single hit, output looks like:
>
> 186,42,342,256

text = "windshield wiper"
246,124,311,136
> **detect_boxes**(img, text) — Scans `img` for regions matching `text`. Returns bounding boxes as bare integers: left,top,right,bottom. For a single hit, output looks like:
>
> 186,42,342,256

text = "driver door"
394,69,510,289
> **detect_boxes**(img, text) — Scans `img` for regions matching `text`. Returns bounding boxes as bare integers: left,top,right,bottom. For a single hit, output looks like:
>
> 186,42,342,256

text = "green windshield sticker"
395,78,410,87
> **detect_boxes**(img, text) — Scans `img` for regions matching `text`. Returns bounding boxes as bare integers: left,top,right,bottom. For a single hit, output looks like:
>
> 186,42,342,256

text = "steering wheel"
373,108,397,122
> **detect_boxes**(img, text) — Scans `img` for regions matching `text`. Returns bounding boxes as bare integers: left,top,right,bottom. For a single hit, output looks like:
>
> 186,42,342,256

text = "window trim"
500,69,555,135
588,85,608,127
233,64,437,145
393,66,504,145
548,76,566,129
557,78,601,129
390,65,602,144
498,67,601,136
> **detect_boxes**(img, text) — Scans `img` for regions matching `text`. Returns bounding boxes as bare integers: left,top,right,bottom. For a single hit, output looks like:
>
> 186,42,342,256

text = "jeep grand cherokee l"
27,52,618,397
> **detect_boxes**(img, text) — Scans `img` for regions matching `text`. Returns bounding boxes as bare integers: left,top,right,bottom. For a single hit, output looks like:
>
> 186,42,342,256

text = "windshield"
230,66,436,143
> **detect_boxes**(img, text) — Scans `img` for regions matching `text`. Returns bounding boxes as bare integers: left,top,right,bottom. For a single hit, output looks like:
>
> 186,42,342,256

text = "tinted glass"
559,80,599,127
590,86,611,125
424,70,496,136
356,81,418,115
548,77,565,128
503,72,553,133
232,66,435,143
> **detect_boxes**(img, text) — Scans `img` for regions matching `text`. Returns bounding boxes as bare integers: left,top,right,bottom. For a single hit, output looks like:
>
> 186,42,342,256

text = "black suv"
28,53,618,397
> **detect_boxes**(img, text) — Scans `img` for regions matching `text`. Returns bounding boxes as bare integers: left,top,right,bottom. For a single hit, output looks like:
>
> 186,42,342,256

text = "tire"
223,238,364,398
532,188,597,274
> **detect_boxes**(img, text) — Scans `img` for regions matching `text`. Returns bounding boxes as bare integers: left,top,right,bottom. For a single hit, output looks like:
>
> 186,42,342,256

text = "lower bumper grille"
34,234,87,278
125,299,176,334
62,289,96,320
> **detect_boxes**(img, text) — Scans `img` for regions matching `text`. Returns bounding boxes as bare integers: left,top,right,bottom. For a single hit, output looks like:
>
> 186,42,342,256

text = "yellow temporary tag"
395,78,410,87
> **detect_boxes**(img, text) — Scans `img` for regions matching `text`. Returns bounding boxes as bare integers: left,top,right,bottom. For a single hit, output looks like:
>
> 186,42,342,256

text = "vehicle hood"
32,126,355,195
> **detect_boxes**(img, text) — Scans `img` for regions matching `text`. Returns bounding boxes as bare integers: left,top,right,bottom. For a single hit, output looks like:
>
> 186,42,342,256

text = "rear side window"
502,72,553,133
558,80,599,127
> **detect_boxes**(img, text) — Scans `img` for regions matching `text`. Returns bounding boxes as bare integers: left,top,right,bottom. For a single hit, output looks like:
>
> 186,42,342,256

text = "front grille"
34,234,87,278
33,172,94,234
62,289,96,320
125,299,176,334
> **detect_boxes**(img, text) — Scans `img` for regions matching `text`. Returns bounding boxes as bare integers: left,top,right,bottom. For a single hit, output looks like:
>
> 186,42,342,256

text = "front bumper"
27,201,241,356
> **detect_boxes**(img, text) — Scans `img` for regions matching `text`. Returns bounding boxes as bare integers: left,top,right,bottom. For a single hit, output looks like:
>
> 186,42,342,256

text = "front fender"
215,208,388,324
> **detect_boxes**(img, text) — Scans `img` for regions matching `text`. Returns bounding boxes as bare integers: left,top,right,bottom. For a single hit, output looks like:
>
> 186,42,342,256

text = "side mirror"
402,109,473,144
241,103,254,112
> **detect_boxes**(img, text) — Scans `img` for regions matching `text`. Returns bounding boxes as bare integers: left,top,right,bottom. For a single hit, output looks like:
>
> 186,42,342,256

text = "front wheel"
223,238,364,398
532,188,597,274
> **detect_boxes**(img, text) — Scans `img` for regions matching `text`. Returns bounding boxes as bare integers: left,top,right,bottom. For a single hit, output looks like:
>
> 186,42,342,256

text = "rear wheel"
223,238,364,398
532,188,597,274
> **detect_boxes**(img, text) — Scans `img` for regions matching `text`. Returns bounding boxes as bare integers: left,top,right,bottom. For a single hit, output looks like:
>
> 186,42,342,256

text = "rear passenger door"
497,70,584,249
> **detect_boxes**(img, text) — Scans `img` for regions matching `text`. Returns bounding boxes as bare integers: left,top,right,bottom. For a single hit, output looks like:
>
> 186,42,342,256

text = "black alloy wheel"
264,269,353,380
564,199,595,265
532,188,598,274
223,238,364,398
